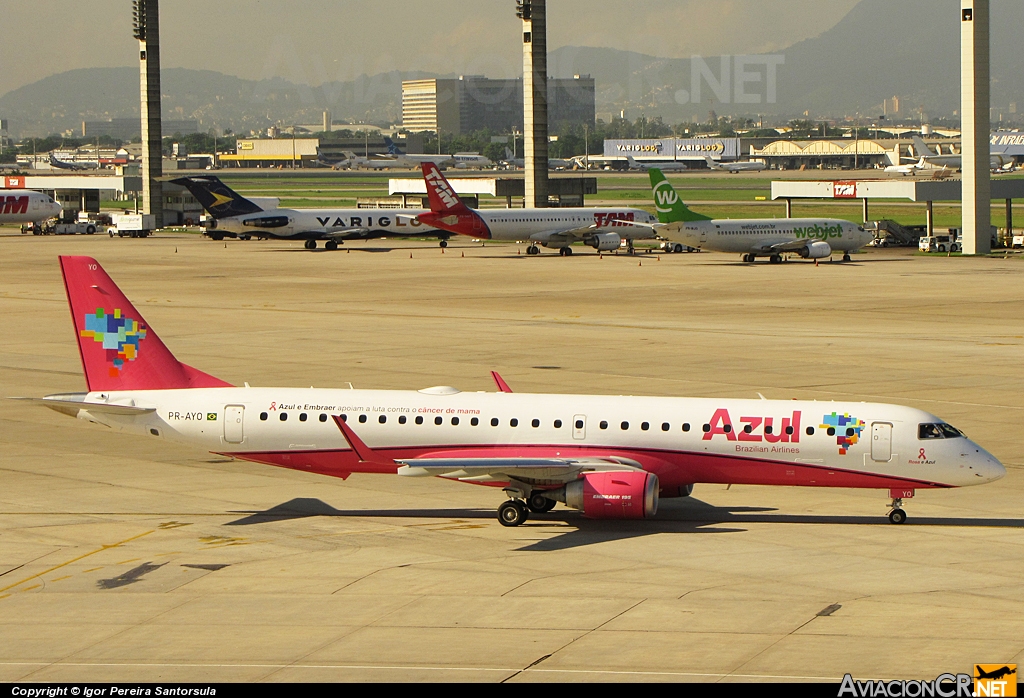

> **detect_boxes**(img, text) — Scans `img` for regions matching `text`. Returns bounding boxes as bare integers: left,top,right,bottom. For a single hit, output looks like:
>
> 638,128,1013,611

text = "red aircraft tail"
417,163,491,239
59,256,232,392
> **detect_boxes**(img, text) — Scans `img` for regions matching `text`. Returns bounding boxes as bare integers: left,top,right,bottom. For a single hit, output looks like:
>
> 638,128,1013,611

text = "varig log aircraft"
416,163,657,255
647,169,873,263
172,175,447,249
16,257,1005,527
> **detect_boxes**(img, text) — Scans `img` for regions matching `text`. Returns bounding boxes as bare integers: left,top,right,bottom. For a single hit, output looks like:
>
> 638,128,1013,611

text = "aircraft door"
224,405,245,444
871,422,892,462
573,415,587,440
699,228,708,244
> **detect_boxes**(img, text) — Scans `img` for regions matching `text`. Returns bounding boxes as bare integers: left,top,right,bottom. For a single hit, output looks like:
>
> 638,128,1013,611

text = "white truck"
107,213,156,238
919,234,961,253
54,221,99,235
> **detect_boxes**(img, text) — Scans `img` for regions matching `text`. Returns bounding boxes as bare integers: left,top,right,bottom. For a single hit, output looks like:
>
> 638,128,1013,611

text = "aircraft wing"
321,226,369,239
529,222,657,243
759,239,816,253
397,455,643,484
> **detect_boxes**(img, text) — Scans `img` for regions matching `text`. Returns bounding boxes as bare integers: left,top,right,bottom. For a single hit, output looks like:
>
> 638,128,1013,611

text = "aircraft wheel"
304,239,317,250
439,239,448,248
527,493,556,513
769,254,782,264
888,508,907,525
325,240,339,251
527,245,540,255
843,254,852,262
498,500,529,527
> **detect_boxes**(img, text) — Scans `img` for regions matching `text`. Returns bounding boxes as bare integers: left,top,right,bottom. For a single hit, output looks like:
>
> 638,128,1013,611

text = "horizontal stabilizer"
11,395,156,418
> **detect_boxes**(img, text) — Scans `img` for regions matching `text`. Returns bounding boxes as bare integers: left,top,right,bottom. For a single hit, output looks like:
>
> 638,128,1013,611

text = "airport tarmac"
1,232,1022,683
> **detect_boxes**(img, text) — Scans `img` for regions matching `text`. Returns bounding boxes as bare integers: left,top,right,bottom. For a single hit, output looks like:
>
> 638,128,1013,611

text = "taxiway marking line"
0,530,154,595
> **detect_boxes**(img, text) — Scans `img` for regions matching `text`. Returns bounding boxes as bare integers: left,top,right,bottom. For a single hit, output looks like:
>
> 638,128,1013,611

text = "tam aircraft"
16,256,1005,526
647,169,873,263
415,162,657,255
0,189,62,225
172,175,448,249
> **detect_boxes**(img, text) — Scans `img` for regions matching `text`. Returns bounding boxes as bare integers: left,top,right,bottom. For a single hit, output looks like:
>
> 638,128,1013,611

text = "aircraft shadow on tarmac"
224,496,1024,550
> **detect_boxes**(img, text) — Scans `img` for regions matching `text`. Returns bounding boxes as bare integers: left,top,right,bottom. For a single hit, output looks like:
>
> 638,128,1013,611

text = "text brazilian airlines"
17,257,1005,528
171,175,447,250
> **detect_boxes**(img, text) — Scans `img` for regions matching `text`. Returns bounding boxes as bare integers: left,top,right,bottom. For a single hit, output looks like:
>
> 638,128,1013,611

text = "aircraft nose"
965,443,1006,483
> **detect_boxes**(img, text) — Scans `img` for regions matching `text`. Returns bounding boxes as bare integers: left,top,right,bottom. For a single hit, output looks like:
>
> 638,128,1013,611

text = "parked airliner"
647,169,873,263
0,189,62,225
703,156,767,173
17,256,1004,526
415,163,657,255
172,175,448,249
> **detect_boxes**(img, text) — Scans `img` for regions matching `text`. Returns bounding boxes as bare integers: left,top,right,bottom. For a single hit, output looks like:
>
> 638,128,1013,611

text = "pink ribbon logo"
918,448,927,460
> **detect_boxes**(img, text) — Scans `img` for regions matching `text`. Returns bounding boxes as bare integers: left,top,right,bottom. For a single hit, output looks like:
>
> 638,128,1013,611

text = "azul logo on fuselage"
702,408,802,443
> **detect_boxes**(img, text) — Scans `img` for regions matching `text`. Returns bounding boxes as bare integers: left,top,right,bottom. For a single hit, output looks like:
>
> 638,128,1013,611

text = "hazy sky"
0,0,860,96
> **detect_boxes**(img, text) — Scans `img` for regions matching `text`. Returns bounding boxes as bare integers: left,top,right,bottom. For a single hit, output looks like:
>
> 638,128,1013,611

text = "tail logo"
80,308,148,378
653,180,679,213
209,191,234,208
425,169,460,209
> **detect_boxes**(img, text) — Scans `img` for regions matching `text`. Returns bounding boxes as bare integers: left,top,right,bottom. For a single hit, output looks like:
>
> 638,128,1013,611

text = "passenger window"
399,415,407,425
806,427,815,436
510,419,519,427
260,412,268,421
379,415,387,424
786,426,794,436
452,417,460,426
340,414,347,422
415,416,424,425
662,423,670,432
575,419,584,429
723,424,732,433
280,413,288,421
743,424,753,434
471,417,479,426
600,421,608,430
434,416,443,425
319,414,327,423
827,427,835,436
554,420,562,428
641,422,649,431
358,414,367,424
919,424,943,439
621,421,629,430
683,423,691,432
532,419,540,428
300,413,307,422
491,418,499,427
764,425,772,435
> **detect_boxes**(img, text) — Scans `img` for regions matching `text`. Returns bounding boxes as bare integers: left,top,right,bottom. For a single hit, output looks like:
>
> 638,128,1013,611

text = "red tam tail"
60,256,232,392
421,162,470,214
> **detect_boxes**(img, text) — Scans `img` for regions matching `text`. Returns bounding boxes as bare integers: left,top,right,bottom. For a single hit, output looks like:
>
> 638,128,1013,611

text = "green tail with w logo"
648,169,712,223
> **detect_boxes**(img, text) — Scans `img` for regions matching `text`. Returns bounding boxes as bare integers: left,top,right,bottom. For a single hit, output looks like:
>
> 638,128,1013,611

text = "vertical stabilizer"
60,256,232,391
648,169,712,223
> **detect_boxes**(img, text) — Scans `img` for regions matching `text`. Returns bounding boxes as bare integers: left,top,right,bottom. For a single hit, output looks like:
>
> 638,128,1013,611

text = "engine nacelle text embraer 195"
15,257,1005,527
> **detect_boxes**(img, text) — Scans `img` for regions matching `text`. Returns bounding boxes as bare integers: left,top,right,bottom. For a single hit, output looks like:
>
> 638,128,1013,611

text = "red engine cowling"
565,471,659,519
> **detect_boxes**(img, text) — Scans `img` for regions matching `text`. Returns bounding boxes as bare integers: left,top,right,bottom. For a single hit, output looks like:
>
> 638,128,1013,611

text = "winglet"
332,415,391,465
491,371,513,393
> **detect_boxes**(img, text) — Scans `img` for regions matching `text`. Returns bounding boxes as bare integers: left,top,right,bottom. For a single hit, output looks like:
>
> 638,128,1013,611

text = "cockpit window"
919,423,964,439
937,423,964,439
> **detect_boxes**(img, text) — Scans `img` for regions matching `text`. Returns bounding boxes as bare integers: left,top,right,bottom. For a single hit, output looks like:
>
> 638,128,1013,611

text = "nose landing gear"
888,497,908,524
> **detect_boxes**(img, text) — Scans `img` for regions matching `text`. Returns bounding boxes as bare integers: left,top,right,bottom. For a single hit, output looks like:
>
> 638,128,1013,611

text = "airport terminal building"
402,75,595,136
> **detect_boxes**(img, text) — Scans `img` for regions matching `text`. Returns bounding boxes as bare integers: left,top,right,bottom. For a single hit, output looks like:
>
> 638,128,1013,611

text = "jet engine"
799,241,832,259
589,233,622,251
563,471,659,519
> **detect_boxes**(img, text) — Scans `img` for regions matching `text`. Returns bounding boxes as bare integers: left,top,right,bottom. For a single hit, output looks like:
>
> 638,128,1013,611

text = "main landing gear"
439,239,449,248
558,246,574,256
325,240,339,251
304,239,317,250
497,489,556,526
526,245,541,255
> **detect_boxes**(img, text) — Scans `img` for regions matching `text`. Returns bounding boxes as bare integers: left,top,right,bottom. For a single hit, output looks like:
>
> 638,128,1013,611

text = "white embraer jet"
415,162,657,255
16,256,1005,527
0,189,62,225
172,175,449,249
647,169,873,263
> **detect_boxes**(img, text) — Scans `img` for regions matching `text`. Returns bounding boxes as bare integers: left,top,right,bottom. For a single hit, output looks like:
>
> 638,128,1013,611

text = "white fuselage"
211,207,441,240
478,208,659,243
0,190,62,224
63,387,1004,491
664,218,874,255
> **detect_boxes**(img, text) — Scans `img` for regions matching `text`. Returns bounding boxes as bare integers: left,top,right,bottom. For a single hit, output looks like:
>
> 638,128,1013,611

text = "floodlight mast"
518,0,549,208
134,0,163,228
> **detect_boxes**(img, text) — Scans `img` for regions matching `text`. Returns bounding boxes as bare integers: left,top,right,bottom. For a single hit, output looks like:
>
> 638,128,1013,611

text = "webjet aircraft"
16,257,1004,527
172,175,447,249
647,169,873,263
415,163,657,255
0,189,62,225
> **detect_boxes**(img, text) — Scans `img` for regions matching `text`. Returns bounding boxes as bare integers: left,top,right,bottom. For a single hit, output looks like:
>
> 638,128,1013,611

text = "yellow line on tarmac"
0,530,154,595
